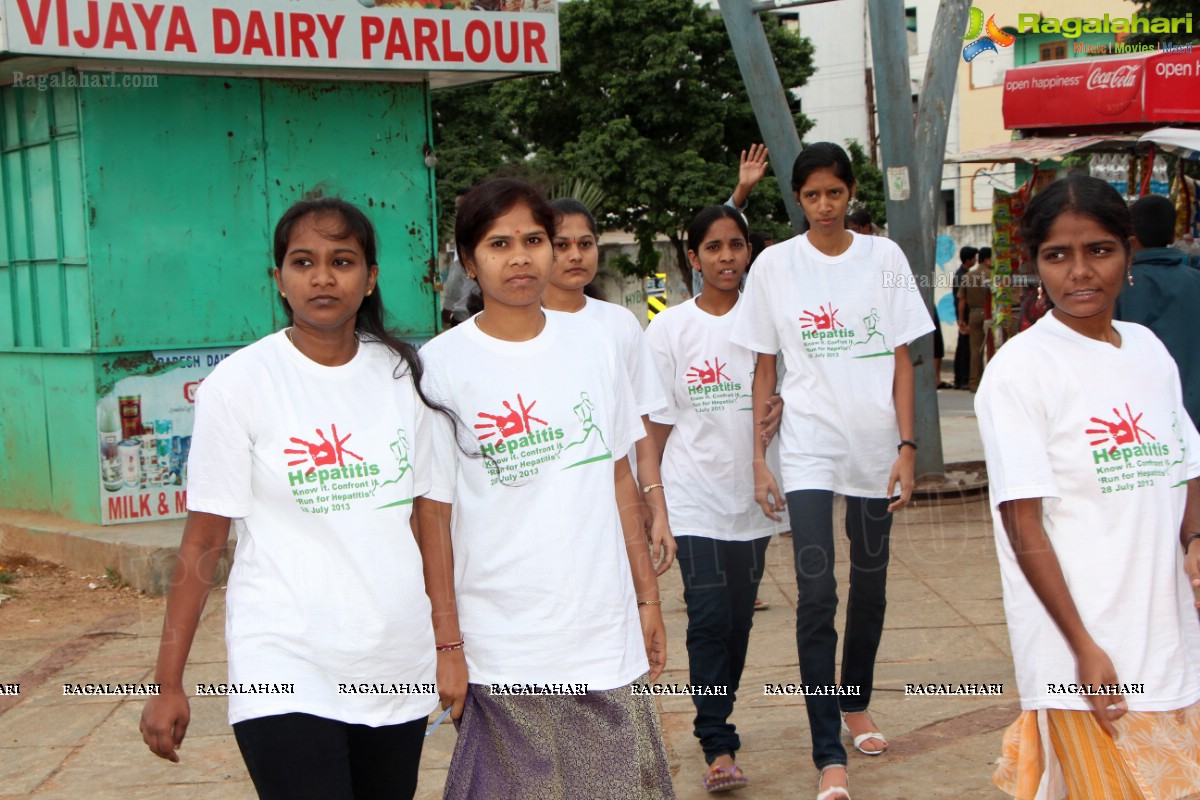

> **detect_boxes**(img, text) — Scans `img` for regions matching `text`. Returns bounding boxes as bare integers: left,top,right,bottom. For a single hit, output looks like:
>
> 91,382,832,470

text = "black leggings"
233,712,425,800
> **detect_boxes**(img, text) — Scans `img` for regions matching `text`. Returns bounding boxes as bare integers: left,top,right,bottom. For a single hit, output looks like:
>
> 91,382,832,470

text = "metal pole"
716,0,806,231
866,0,969,478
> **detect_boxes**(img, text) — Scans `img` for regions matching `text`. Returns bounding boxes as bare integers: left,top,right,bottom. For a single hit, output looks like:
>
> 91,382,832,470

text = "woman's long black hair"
273,197,449,417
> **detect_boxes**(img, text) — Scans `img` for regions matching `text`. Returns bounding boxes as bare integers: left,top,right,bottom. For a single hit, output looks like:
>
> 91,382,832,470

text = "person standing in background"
952,246,978,389
441,188,477,328
1115,193,1200,431
961,247,992,392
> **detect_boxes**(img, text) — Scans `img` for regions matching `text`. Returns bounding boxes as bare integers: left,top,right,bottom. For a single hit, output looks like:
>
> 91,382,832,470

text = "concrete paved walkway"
1,389,1014,799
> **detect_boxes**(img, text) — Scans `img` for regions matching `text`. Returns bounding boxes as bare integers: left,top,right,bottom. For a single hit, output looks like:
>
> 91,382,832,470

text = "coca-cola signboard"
1084,63,1142,115
1003,50,1200,129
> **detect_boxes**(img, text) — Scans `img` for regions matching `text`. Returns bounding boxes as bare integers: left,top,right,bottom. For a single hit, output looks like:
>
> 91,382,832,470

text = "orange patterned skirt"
994,702,1200,799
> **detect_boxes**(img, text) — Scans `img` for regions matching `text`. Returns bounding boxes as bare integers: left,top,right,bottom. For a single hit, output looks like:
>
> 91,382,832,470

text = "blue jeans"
787,490,892,770
676,534,771,764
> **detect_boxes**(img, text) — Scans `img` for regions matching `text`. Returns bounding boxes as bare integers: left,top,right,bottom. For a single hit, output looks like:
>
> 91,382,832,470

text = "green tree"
1127,0,1200,46
430,82,529,241
432,0,813,292
844,139,886,228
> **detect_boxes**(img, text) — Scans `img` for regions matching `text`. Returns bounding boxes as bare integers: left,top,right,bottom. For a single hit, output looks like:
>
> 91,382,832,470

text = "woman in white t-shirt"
542,198,675,575
977,174,1200,799
415,179,675,800
731,143,933,800
140,198,440,799
647,205,790,793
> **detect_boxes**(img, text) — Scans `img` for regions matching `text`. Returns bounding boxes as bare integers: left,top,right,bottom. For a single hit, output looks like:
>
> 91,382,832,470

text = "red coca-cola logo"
1085,64,1141,116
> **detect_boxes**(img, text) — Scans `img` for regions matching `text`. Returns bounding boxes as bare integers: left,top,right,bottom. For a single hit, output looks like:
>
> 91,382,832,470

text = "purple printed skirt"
442,677,677,800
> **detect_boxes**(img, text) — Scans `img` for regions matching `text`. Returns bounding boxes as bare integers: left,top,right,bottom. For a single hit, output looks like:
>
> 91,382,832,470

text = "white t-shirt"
576,297,666,418
731,232,934,496
646,296,789,541
421,310,647,690
976,313,1200,712
187,332,438,726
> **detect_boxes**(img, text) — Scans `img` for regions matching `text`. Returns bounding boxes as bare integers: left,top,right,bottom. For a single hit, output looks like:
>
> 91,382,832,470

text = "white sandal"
841,712,888,755
816,765,850,800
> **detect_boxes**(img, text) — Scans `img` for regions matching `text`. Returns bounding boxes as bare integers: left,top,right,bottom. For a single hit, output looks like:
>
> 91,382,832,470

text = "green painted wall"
0,74,437,522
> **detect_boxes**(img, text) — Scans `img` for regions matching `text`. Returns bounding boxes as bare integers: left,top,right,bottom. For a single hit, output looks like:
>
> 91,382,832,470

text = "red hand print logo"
686,358,730,386
285,424,363,474
799,303,844,330
475,394,547,440
1085,404,1155,453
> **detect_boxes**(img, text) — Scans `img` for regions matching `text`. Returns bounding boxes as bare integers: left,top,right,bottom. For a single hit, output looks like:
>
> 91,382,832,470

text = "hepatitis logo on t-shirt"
286,425,363,473
798,303,893,359
687,358,730,385
799,303,844,331
475,394,566,485
475,394,547,441
1086,403,1173,494
284,424,384,514
799,302,855,359
685,356,747,414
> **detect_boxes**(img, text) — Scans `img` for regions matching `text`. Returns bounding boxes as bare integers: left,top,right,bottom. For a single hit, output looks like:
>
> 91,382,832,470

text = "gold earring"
280,292,287,298
367,290,373,297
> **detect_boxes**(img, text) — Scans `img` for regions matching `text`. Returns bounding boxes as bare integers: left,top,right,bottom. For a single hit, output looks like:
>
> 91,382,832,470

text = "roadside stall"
949,47,1200,349
0,0,559,524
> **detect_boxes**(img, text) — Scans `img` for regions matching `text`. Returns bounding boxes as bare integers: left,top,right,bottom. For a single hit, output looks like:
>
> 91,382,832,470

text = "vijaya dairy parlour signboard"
0,0,559,74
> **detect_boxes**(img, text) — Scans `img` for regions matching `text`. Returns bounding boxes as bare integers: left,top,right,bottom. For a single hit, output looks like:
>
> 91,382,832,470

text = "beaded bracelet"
435,639,464,652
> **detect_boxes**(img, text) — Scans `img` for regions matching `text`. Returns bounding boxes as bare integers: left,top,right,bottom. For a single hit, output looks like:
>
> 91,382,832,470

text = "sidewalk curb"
0,511,233,596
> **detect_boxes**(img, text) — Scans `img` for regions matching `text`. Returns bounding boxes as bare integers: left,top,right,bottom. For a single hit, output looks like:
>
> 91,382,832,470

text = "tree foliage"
1126,0,1200,46
432,0,814,286
844,139,887,228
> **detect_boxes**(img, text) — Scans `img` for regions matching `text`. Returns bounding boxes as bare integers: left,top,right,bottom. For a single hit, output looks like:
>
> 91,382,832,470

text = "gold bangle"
641,483,664,494
637,599,662,606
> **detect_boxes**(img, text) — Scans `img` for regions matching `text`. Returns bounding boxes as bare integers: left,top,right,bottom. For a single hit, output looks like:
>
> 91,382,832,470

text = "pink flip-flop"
703,764,748,793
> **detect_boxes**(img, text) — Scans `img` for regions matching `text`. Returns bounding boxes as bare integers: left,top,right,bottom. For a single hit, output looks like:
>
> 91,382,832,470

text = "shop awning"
947,135,1138,164
1140,127,1200,161
1002,49,1200,130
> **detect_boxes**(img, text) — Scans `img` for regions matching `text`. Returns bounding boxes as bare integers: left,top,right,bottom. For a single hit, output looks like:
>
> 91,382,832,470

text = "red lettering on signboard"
525,22,546,64
442,19,463,62
496,21,518,64
291,12,317,58
74,0,99,47
318,15,342,59
174,491,187,514
414,18,437,61
242,10,271,56
106,493,158,520
132,3,163,50
361,16,382,58
385,19,412,60
108,496,126,520
163,7,196,52
13,0,65,46
103,3,137,50
213,8,239,55
464,19,488,62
